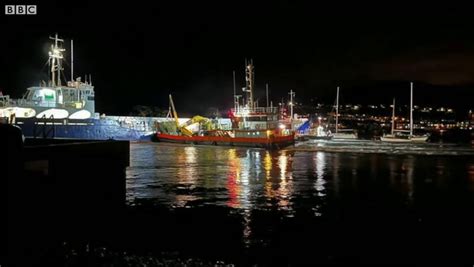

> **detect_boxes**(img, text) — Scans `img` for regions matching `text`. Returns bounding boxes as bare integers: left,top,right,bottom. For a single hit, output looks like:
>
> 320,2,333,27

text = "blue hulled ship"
0,34,156,141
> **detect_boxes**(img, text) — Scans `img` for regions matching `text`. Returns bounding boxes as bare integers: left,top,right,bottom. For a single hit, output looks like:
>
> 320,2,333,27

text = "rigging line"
62,58,70,67
38,59,52,85
40,58,50,71
61,70,68,85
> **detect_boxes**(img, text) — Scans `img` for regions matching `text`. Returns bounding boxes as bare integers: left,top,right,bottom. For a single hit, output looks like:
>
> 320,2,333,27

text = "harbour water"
125,142,474,264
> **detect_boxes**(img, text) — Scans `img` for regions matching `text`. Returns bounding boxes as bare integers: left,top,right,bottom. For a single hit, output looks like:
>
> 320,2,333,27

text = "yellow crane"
169,94,180,129
168,94,211,137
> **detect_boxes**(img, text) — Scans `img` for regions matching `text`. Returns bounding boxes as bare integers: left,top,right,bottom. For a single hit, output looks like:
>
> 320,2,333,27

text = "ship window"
87,96,94,101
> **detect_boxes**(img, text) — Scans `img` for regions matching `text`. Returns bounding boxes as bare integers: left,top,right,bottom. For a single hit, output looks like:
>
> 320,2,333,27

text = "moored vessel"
331,86,357,140
0,34,157,141
380,82,429,143
155,60,295,149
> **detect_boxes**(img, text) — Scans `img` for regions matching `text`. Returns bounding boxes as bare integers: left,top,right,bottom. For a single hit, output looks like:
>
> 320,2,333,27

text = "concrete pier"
3,124,129,266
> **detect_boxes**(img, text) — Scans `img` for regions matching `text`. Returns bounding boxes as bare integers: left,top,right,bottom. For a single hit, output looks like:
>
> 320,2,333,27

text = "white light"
1,107,36,118
279,124,286,129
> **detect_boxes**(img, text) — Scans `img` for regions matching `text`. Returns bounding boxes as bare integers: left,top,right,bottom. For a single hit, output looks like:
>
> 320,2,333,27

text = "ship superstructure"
229,59,281,134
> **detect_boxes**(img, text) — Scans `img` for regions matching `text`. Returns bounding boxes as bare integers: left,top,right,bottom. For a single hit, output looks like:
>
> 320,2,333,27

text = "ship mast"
410,82,413,137
48,33,65,87
289,89,295,122
391,98,396,135
335,86,339,134
244,59,255,109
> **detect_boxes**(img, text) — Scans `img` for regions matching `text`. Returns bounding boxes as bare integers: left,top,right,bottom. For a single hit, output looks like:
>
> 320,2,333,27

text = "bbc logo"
5,5,37,15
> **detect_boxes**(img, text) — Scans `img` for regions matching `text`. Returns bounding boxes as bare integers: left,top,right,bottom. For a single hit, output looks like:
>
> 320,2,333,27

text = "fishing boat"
0,34,157,140
155,60,295,149
380,82,429,143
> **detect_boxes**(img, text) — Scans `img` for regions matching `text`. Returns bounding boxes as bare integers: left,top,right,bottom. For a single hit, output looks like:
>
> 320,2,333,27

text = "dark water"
126,143,474,264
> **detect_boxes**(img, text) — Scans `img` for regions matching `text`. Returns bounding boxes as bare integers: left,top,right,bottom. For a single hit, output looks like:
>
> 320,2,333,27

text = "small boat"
332,131,358,140
380,134,428,143
381,83,428,143
295,120,333,141
297,86,359,141
307,125,333,140
155,60,295,149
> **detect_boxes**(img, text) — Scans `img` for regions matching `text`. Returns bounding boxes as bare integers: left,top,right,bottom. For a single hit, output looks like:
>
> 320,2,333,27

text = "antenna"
266,83,269,108
233,70,236,111
289,89,295,122
71,39,74,81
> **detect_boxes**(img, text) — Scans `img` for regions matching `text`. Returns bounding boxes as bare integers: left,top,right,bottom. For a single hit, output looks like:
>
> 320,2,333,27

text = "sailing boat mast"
335,86,339,134
391,98,395,135
410,82,413,137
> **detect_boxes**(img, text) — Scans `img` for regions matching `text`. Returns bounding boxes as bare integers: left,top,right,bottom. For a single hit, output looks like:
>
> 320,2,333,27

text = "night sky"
1,1,473,116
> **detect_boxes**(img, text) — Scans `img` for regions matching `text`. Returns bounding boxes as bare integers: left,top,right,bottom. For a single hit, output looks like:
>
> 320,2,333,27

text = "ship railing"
115,116,151,132
232,107,278,115
33,114,56,139
11,99,28,106
10,98,57,108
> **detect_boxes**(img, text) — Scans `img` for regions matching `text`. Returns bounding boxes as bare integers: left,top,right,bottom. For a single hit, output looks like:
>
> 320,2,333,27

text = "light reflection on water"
127,143,474,216
126,143,474,250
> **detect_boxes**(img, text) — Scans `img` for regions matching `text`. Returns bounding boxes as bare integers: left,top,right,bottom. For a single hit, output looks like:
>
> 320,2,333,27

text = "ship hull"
297,134,333,141
331,133,358,140
156,133,295,149
15,118,153,141
380,135,429,143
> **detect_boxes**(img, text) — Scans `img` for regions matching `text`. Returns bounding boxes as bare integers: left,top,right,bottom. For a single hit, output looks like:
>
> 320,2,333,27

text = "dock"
3,124,129,266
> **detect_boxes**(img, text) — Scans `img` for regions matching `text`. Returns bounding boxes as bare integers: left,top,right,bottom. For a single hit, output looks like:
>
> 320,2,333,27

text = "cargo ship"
155,60,295,149
0,34,157,141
